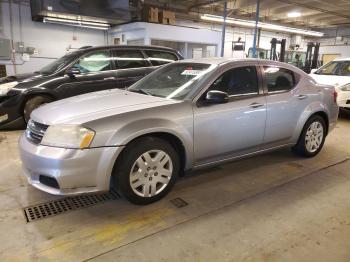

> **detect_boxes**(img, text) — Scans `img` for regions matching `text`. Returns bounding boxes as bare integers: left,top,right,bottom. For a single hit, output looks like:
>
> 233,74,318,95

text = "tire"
112,136,180,205
23,95,53,123
292,115,326,157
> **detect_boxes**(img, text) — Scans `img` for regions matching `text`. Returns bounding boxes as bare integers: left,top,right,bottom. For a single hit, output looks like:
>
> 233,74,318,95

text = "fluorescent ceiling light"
201,14,324,37
43,17,110,30
287,11,301,18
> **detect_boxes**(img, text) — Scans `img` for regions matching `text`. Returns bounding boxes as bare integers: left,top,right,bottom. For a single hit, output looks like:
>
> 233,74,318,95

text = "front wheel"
292,115,326,157
112,137,180,205
23,95,53,123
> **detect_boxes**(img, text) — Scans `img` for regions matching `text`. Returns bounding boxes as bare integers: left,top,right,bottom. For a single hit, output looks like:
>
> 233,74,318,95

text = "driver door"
56,50,118,99
193,65,267,166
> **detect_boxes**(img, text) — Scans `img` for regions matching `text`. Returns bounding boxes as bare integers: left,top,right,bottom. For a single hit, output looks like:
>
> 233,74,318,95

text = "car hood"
31,89,181,125
310,73,350,89
0,73,39,84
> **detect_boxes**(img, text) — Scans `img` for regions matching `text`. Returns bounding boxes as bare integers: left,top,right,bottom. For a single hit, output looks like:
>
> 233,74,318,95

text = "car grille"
25,120,48,144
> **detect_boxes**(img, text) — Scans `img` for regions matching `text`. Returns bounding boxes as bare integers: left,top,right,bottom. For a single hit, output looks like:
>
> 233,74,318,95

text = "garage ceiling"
145,0,350,29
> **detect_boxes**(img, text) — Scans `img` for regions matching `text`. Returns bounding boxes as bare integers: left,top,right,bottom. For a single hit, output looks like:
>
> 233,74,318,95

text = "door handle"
103,77,116,80
249,102,264,108
297,94,308,100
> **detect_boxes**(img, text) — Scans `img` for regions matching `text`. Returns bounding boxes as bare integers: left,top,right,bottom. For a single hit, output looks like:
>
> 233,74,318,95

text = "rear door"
262,66,312,147
56,49,118,99
112,49,152,89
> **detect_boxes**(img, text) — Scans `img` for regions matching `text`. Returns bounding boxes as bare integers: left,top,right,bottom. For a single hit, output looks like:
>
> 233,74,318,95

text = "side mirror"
66,67,81,77
205,90,229,104
310,69,317,74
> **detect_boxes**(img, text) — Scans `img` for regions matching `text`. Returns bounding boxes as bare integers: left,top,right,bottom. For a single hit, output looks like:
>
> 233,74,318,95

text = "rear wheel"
292,115,326,157
112,137,180,205
23,95,53,123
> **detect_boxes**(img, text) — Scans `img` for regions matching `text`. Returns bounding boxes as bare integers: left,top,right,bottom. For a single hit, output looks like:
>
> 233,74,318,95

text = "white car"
310,58,350,109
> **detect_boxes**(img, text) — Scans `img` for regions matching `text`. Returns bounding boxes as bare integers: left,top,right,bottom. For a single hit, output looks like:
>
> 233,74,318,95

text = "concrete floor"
0,113,350,262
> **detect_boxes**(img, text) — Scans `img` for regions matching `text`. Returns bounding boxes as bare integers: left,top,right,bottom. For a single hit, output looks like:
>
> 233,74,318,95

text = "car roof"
334,57,350,61
78,45,180,53
176,57,307,76
177,57,299,67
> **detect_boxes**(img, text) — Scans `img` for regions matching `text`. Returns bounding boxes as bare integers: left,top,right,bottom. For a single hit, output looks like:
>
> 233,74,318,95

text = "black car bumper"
0,95,26,130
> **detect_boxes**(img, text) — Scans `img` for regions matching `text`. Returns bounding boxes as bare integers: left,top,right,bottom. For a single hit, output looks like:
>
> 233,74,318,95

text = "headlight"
0,81,18,96
41,124,95,149
339,83,350,91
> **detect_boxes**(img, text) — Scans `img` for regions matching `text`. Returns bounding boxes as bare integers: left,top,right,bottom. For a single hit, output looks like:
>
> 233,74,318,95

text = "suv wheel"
113,137,180,205
24,95,52,123
292,115,326,157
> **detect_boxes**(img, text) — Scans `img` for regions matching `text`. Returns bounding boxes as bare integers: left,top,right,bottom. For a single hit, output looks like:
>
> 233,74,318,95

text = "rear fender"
291,101,330,143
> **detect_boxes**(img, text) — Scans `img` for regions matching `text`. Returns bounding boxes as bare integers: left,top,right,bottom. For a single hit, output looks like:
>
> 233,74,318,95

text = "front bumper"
337,90,350,108
19,134,123,195
0,94,26,130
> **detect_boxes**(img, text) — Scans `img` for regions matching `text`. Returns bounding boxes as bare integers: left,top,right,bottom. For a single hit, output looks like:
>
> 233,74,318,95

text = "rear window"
144,50,178,66
264,67,296,93
114,50,149,69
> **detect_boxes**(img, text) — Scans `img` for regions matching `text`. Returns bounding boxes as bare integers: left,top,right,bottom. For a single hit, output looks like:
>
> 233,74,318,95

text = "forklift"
270,38,286,62
284,42,320,73
303,42,320,73
247,47,270,59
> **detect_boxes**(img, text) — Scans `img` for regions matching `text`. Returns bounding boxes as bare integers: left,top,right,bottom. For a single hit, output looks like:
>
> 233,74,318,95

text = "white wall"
109,22,222,58
0,1,108,75
319,45,350,58
176,20,308,58
0,1,328,76
109,20,305,59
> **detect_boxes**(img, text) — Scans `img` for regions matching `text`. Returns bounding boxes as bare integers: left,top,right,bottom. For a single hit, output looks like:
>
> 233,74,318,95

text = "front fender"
106,118,194,169
22,88,58,100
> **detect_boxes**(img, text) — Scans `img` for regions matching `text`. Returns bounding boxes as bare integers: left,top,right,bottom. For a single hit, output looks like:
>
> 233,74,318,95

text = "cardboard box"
143,6,159,23
159,10,176,25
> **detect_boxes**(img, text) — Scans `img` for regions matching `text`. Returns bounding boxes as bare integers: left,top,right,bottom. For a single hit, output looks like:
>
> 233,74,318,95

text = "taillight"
333,89,338,103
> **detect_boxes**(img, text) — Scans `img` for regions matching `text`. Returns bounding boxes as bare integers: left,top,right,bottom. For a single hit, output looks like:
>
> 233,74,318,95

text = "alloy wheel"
305,121,324,153
129,150,173,198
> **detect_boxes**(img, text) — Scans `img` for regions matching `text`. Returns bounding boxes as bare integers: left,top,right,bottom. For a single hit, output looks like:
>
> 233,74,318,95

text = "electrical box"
16,42,26,53
0,38,12,60
26,47,37,55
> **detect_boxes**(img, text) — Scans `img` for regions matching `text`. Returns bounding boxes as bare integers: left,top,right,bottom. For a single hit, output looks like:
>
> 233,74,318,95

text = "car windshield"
128,62,216,100
39,52,80,75
315,60,350,76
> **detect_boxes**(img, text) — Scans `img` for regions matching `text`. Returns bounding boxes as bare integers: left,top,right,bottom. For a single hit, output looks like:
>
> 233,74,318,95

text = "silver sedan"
19,58,339,204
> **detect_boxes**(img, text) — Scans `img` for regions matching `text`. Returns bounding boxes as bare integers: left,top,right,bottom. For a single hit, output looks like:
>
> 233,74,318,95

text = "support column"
220,1,227,57
252,0,260,58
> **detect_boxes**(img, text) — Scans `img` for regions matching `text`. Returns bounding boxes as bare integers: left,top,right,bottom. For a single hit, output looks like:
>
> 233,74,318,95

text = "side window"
114,50,148,69
73,51,112,73
144,50,178,66
210,66,259,96
264,67,295,93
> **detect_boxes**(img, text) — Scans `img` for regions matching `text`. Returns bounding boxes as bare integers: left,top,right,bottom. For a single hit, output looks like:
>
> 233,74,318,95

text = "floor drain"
170,197,188,208
23,190,120,222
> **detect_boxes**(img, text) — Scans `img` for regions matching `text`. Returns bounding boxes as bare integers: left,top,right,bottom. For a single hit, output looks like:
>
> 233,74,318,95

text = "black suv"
0,45,183,129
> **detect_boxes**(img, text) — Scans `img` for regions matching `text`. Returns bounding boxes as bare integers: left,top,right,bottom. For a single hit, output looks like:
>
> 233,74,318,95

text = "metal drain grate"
170,197,188,208
23,190,120,222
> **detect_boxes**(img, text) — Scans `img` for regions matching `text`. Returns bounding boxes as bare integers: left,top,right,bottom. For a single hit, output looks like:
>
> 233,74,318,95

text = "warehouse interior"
1,0,350,261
